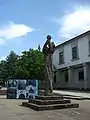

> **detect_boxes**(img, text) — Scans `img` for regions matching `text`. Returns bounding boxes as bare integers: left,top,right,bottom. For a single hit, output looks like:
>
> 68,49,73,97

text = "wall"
54,67,87,89
53,35,90,70
53,34,90,89
87,63,90,89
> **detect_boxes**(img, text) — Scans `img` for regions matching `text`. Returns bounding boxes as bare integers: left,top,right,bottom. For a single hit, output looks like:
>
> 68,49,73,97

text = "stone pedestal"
22,95,79,111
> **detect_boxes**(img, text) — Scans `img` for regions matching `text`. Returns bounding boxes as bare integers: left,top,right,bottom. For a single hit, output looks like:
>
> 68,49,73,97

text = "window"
65,71,69,83
59,52,64,64
54,73,56,83
72,47,78,60
78,70,84,81
88,41,90,55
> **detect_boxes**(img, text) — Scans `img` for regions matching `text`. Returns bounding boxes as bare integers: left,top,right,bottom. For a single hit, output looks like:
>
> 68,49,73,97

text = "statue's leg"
44,68,49,96
46,64,53,95
48,66,53,95
48,54,53,95
44,55,53,95
44,56,50,96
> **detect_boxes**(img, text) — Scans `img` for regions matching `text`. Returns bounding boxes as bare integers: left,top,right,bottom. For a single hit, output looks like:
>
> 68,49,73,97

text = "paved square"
0,96,90,120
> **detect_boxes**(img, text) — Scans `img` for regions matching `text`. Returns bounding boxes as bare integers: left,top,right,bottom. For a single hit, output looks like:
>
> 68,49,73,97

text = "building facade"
52,30,90,90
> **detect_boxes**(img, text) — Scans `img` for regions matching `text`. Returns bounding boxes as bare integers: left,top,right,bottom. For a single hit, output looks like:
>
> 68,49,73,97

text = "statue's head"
47,35,51,40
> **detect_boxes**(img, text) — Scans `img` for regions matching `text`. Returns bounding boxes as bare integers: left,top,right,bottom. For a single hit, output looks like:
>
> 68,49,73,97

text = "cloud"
0,21,34,45
0,38,6,45
0,56,6,61
54,6,90,39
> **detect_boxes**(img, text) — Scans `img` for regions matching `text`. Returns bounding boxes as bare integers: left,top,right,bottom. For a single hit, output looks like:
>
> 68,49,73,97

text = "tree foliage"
0,49,45,85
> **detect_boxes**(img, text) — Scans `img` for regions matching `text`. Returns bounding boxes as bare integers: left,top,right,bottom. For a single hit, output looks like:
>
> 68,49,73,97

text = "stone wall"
0,90,7,95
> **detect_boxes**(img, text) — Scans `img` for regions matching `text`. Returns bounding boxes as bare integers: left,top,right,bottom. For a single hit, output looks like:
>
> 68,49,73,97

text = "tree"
38,44,41,51
0,60,8,85
6,51,18,79
0,49,45,85
15,53,29,79
18,49,45,80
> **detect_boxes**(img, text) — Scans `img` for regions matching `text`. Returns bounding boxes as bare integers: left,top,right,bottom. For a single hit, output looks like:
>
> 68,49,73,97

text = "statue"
42,35,55,95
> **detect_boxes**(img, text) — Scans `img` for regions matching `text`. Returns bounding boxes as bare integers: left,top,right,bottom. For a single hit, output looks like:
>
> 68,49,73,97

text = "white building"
53,30,90,90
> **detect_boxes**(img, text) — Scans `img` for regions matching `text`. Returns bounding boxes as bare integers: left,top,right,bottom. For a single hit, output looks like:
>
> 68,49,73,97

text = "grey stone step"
35,95,63,100
63,96,90,100
29,99,71,105
22,102,79,111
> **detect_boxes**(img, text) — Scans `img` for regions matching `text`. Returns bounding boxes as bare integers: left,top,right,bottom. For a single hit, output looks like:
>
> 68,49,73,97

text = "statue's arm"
53,42,55,51
51,42,55,54
42,40,49,53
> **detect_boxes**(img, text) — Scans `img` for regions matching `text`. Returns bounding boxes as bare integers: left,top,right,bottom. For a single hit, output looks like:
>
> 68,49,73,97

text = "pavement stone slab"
0,96,90,120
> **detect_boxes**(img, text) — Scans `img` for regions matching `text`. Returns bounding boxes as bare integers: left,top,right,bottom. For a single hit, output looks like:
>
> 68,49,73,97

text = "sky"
0,0,90,60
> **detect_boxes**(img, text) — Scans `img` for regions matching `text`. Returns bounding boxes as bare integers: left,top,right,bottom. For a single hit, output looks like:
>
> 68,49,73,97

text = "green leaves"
0,48,45,85
19,49,45,80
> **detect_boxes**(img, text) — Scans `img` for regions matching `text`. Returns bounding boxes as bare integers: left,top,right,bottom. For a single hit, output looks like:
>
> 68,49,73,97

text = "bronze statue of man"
42,35,55,95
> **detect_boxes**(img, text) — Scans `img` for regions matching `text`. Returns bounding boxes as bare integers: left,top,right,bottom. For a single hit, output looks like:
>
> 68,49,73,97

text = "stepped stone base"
22,95,79,111
35,95,63,100
29,99,71,105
